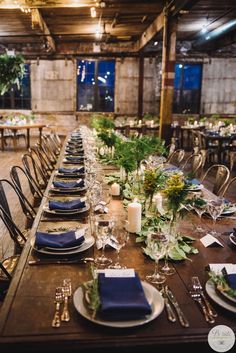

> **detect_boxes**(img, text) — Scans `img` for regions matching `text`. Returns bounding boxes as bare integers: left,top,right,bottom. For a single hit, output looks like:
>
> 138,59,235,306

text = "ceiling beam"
171,0,200,17
31,8,56,53
137,11,164,51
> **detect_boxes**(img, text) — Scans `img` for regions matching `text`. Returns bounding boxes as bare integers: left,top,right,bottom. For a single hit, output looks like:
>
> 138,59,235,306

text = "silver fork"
160,287,177,323
52,287,64,328
189,291,215,324
191,276,217,318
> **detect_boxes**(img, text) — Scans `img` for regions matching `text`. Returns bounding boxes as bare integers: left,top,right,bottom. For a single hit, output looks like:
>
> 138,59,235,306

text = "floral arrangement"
143,167,166,209
4,112,36,126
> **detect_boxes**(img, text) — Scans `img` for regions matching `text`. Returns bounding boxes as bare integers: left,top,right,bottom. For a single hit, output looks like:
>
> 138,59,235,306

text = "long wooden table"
0,135,236,353
0,123,46,151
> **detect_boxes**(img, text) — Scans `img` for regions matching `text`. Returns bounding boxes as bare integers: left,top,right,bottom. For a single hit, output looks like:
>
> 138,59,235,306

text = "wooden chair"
200,164,230,196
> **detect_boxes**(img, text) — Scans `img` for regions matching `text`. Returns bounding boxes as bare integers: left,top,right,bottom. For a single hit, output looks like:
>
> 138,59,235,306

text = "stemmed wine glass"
206,198,225,236
145,232,166,284
93,215,114,268
109,225,129,269
193,202,208,233
159,223,176,276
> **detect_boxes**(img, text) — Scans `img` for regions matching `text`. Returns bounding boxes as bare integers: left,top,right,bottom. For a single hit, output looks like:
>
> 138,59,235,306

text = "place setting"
48,178,87,195
55,166,85,178
73,268,164,328
42,197,90,219
30,225,95,258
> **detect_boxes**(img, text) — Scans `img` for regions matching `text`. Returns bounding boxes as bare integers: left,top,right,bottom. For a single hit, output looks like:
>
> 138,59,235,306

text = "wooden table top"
0,135,235,353
0,123,46,130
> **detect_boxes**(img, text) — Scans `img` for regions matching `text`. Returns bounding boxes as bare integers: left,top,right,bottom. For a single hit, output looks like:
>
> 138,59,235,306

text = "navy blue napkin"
222,268,236,290
98,272,152,320
65,156,84,163
58,167,85,174
53,180,84,189
35,230,85,248
49,199,86,210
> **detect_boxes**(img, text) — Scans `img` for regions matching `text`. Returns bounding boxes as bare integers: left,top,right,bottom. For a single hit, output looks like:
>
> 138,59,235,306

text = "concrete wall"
31,59,76,113
201,58,236,115
143,58,161,115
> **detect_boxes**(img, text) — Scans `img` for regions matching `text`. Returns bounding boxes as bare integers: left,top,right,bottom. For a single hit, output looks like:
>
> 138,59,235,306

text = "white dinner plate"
73,281,164,328
43,203,90,215
229,233,236,246
31,234,95,255
221,206,236,216
205,280,236,314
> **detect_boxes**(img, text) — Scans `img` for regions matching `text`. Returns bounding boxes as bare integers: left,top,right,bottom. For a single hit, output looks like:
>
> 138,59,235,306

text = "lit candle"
150,120,154,127
127,199,142,233
110,182,120,196
138,120,142,126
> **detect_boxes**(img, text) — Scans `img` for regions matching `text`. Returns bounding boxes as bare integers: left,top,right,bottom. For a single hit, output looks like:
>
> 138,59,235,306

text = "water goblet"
159,224,176,276
193,202,208,233
145,232,166,284
109,225,129,269
94,215,114,268
206,198,225,236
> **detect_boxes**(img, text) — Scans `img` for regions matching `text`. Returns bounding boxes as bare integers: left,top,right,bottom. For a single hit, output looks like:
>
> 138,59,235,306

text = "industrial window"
0,64,31,109
77,59,115,112
173,63,202,114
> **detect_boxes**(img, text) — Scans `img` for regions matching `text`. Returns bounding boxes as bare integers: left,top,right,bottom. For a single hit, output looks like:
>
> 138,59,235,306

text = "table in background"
0,123,46,151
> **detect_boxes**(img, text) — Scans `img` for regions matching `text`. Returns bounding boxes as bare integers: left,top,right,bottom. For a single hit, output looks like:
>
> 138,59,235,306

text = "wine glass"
93,215,114,268
145,232,166,284
109,225,128,269
206,198,225,236
193,202,208,233
159,224,176,276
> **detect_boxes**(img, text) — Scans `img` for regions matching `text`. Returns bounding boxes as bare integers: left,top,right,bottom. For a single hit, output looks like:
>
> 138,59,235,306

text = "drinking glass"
193,202,208,233
93,215,114,267
145,232,166,284
159,224,176,276
207,198,225,236
109,226,128,269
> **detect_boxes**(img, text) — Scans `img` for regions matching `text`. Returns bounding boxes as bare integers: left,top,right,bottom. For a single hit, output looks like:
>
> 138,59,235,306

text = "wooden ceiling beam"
137,11,164,51
31,8,56,53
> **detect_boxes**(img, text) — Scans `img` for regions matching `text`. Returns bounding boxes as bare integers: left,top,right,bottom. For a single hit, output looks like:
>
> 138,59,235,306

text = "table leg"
1,129,4,151
27,128,30,149
39,128,43,145
13,131,17,150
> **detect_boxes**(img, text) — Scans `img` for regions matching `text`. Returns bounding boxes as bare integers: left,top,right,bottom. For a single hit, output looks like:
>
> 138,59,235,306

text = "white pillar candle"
154,193,163,214
127,199,142,233
110,182,120,196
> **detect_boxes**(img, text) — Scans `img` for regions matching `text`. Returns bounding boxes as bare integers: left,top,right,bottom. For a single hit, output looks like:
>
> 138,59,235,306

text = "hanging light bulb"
90,7,97,18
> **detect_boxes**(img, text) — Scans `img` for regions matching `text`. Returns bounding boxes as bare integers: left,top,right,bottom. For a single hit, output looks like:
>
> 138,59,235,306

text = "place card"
208,263,236,274
104,269,135,278
96,235,118,250
200,234,224,248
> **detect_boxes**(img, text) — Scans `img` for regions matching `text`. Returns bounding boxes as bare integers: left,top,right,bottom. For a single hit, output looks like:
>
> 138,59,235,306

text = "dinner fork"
52,287,64,328
189,291,215,324
191,276,217,318
61,279,72,322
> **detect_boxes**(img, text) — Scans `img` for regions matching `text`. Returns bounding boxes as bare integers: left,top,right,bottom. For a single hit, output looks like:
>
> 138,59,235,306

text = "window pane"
77,59,115,112
174,64,182,89
0,64,31,109
183,64,202,90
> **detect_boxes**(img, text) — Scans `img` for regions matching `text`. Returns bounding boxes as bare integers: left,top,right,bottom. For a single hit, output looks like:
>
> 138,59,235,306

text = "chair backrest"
0,254,20,300
29,146,52,178
0,204,27,254
10,165,43,201
166,149,185,166
182,153,203,176
0,179,36,230
220,176,236,201
22,153,48,189
200,164,230,196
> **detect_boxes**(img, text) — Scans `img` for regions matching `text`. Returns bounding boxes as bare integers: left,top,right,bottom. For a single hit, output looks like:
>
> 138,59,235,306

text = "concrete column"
159,11,177,145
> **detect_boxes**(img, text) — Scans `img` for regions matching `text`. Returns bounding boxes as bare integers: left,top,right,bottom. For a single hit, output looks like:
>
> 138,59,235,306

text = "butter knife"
162,290,177,322
165,286,189,327
28,257,94,265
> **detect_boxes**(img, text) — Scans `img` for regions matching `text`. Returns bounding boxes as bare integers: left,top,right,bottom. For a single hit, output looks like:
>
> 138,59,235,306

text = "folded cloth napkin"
66,156,84,163
53,179,84,189
49,199,86,211
58,167,85,174
65,149,84,155
35,230,85,248
222,267,236,290
98,272,152,320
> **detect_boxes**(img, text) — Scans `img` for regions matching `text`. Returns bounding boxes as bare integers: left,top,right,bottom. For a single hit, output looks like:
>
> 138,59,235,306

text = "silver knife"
162,290,177,322
165,286,190,327
28,257,94,265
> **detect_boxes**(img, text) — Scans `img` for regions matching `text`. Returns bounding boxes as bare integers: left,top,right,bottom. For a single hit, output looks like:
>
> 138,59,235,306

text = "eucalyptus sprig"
208,271,236,298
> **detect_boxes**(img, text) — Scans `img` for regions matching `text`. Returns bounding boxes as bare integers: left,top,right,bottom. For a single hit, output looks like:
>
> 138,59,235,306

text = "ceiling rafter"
31,8,56,52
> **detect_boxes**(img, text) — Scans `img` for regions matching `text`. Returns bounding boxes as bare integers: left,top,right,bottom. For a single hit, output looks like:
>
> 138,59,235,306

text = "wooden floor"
0,136,39,258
